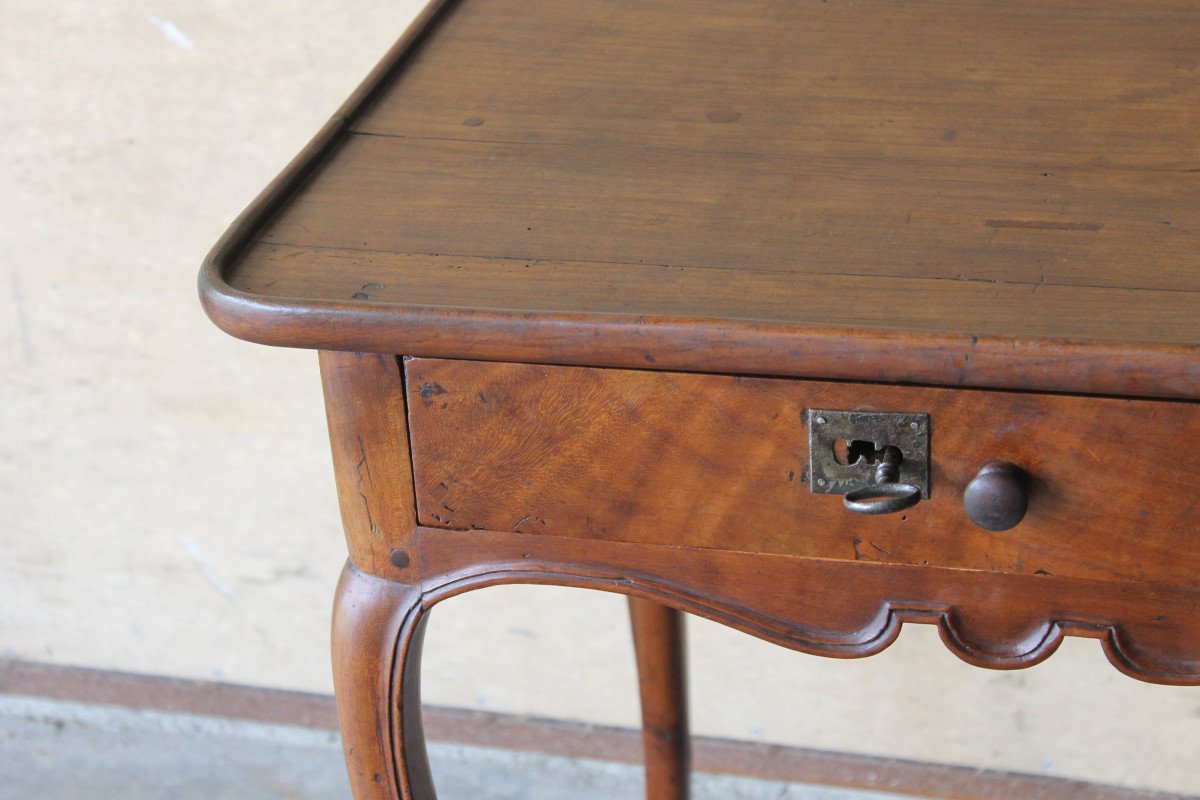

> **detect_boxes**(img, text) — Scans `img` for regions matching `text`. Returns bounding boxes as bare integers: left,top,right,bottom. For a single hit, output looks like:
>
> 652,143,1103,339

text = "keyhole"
832,439,885,466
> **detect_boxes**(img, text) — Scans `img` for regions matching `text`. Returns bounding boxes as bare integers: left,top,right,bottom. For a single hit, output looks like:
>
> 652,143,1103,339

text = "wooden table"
200,1,1200,797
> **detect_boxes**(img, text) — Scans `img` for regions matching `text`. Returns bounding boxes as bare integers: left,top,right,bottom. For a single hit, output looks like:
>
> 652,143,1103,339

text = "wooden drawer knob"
963,461,1028,531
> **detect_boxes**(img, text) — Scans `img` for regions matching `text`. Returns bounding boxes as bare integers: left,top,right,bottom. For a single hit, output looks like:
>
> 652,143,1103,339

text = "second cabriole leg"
628,597,691,800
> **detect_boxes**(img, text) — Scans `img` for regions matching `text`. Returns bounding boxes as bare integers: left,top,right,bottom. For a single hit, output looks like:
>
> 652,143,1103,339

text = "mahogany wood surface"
628,598,691,800
200,0,1200,400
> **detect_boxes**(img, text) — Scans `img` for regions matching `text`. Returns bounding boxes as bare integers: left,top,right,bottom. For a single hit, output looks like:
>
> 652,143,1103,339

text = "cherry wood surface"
333,565,435,800
628,599,690,800
311,347,1200,800
319,354,1200,688
321,351,420,578
405,357,1200,590
200,0,1200,400
408,526,1200,686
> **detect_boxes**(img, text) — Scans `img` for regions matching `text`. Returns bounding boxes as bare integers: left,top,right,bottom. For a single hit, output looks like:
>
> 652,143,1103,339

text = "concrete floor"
0,696,919,800
1,0,1198,796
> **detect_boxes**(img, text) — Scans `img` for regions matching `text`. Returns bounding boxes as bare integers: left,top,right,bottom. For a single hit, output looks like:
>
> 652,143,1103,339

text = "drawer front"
404,358,1200,591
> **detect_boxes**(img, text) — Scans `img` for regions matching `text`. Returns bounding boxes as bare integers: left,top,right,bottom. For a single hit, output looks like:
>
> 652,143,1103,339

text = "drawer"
404,358,1200,591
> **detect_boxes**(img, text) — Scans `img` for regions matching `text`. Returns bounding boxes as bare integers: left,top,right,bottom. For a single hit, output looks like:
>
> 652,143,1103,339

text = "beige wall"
2,2,1197,794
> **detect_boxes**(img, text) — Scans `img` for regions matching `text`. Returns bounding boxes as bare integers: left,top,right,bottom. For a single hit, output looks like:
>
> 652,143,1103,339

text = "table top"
201,0,1200,400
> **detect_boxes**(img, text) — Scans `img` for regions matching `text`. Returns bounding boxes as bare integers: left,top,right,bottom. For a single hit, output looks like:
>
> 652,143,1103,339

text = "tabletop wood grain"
201,0,1200,399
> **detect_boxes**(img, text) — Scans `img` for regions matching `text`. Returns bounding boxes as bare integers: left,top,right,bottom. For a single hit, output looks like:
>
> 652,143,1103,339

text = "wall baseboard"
0,659,1188,800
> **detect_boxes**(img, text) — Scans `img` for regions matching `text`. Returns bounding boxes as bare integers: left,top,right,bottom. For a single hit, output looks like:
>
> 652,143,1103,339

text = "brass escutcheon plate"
807,410,930,498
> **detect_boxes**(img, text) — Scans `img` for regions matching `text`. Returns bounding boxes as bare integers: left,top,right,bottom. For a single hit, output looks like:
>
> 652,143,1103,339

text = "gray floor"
0,696,917,800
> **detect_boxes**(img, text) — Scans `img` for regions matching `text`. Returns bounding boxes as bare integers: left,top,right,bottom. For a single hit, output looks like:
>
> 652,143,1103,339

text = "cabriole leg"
333,564,436,800
629,597,691,800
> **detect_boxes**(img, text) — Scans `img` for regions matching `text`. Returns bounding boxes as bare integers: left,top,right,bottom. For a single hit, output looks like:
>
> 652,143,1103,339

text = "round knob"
963,461,1028,531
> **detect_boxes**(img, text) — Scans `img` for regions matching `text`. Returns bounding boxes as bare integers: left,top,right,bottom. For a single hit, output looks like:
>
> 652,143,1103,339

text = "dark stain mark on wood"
419,382,448,406
352,282,385,300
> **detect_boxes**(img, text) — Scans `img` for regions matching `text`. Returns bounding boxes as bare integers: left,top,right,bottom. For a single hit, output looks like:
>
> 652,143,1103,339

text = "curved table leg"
333,564,437,800
629,597,691,800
